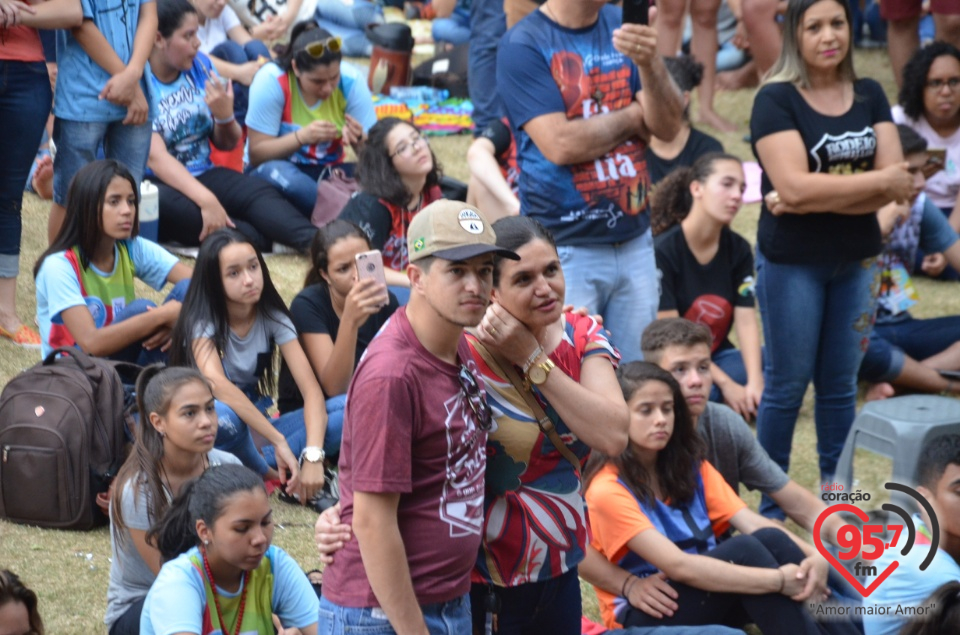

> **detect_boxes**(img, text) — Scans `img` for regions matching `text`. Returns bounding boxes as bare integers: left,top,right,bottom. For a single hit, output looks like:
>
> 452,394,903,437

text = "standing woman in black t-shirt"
651,153,763,420
749,0,913,517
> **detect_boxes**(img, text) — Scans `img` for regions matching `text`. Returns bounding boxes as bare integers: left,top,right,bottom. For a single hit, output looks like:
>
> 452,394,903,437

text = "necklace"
159,454,209,503
543,0,561,25
201,548,250,635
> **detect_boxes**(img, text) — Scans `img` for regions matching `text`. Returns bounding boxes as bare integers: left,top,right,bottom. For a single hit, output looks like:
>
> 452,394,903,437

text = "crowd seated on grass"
7,0,960,632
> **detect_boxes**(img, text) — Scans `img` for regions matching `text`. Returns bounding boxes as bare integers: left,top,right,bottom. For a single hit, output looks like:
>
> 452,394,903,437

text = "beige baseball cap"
407,200,520,263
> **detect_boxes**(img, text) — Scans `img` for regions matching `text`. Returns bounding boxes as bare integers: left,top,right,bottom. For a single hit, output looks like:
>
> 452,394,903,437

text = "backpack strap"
471,339,582,478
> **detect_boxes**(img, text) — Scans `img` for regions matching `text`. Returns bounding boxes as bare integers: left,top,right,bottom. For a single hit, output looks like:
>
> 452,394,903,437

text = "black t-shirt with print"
750,78,891,264
645,128,725,185
655,224,755,352
277,283,399,413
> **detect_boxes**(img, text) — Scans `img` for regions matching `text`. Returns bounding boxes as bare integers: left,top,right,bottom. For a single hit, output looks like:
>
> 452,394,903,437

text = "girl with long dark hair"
339,117,445,293
106,365,241,635
170,228,327,506
34,159,191,361
140,464,319,634
584,362,849,634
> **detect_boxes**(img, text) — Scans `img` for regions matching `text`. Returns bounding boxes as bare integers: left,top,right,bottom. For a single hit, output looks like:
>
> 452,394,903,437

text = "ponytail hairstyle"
34,159,139,277
584,362,704,507
170,228,292,396
304,219,372,288
278,21,342,73
147,464,266,562
650,152,743,236
0,570,44,635
111,365,213,545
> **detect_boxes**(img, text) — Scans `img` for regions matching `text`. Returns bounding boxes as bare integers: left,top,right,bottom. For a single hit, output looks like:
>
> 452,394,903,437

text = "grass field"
2,47,958,632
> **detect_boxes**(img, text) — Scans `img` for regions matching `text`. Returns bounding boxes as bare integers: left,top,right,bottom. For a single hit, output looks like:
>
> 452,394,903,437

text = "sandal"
0,324,41,349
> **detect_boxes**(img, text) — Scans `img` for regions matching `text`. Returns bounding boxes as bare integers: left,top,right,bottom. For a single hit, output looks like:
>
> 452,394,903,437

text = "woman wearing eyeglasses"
246,22,377,218
147,0,319,253
338,117,445,294
893,41,960,279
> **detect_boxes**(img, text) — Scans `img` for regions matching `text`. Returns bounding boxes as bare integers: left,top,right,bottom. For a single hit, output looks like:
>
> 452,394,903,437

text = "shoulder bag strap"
472,339,582,476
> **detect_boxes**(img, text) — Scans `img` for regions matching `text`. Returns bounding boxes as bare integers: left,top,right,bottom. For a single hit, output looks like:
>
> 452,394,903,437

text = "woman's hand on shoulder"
342,278,388,330
476,302,540,367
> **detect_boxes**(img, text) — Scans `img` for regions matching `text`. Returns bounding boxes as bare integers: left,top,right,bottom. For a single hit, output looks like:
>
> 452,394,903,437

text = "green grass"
1,48,956,632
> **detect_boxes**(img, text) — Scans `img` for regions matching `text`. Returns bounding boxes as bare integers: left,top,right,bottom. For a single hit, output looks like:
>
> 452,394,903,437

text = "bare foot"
698,107,738,133
716,61,759,91
32,155,54,200
864,382,895,402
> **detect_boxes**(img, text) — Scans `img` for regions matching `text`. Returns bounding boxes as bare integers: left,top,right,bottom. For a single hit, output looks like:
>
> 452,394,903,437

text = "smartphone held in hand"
623,0,650,25
355,250,389,307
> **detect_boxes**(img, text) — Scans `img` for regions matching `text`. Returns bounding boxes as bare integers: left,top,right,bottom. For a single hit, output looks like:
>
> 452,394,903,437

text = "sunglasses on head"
299,37,342,59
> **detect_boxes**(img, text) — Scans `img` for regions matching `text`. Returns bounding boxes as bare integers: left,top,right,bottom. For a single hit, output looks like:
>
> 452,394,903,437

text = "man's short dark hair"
641,318,713,363
917,434,960,489
898,124,929,157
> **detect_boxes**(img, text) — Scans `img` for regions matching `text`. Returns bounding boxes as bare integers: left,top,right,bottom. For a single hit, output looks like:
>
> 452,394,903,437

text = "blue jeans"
0,61,51,278
469,0,506,134
432,9,471,45
215,390,344,475
557,230,657,363
209,39,272,128
248,161,354,219
319,592,471,634
754,250,877,518
52,117,152,207
860,313,960,382
110,279,190,365
314,0,384,57
470,568,582,635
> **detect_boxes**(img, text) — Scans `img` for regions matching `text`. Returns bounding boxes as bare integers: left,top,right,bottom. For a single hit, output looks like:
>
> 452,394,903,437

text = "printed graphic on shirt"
810,127,877,174
440,362,487,538
684,294,733,354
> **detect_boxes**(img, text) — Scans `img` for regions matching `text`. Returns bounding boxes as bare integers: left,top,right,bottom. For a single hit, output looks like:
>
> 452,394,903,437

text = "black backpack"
0,347,130,530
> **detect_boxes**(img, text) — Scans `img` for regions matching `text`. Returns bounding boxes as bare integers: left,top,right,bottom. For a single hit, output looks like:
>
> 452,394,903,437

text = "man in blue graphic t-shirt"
497,0,682,362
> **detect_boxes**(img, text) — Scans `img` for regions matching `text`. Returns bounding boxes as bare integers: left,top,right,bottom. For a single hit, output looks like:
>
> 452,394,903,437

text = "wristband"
294,129,303,145
214,114,235,125
621,575,638,599
522,345,544,375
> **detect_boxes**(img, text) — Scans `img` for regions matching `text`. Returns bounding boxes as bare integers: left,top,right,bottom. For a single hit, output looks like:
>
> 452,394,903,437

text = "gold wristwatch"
526,358,556,386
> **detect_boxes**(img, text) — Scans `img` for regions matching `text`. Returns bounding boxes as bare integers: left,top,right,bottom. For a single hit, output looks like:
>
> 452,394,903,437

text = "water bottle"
139,180,160,243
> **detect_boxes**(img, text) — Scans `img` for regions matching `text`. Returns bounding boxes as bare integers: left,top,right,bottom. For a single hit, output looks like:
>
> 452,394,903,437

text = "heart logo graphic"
813,504,899,597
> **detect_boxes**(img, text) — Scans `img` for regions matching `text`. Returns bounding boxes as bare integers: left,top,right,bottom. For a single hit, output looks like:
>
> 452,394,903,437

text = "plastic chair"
834,395,960,509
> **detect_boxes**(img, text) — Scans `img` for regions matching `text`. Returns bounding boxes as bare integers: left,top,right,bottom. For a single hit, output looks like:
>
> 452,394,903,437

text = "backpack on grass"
0,347,129,530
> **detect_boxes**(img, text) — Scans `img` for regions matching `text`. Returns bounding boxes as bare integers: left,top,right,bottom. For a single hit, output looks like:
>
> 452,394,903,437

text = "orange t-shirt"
0,1,44,63
585,461,747,629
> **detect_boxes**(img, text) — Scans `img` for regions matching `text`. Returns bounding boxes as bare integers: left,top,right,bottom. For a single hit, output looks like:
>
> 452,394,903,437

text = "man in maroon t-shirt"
320,201,519,634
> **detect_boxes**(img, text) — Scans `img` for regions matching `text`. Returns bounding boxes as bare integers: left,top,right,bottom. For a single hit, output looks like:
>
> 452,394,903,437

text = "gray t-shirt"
698,402,790,496
196,310,297,390
104,449,241,627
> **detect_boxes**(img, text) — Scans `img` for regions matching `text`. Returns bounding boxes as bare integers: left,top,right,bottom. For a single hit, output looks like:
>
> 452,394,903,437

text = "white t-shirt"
198,6,242,53
892,104,960,211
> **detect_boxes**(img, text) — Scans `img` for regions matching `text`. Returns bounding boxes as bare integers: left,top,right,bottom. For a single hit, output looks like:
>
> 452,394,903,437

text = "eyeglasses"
459,365,493,431
299,37,342,59
925,77,960,91
389,133,426,158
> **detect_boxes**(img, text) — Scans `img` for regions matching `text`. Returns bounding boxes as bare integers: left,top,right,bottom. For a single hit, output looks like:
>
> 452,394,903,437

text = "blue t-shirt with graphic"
149,53,220,176
497,5,650,246
55,0,157,123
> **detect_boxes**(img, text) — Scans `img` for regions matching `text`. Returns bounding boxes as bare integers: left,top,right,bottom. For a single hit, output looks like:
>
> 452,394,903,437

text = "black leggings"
621,528,859,635
156,167,318,253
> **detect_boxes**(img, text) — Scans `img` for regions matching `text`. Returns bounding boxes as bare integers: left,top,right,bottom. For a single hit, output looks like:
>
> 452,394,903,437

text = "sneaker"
0,324,41,349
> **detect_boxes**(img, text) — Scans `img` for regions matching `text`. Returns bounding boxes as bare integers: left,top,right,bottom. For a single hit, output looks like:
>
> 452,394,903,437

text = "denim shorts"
319,593,471,635
52,118,152,206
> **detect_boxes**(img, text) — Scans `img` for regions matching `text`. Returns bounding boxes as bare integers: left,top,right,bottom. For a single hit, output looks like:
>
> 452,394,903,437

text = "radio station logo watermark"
808,481,941,620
